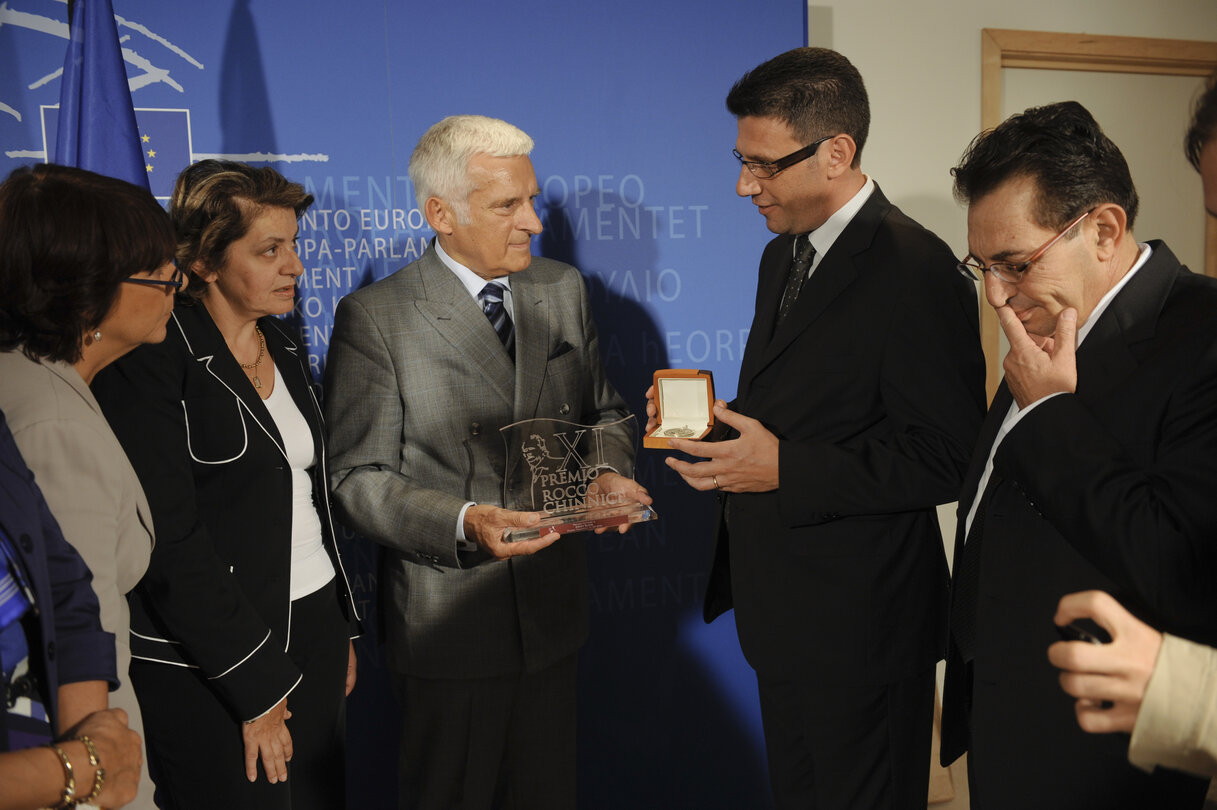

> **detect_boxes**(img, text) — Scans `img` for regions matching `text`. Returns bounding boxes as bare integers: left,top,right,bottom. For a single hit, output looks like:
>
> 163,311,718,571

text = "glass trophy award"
499,414,657,543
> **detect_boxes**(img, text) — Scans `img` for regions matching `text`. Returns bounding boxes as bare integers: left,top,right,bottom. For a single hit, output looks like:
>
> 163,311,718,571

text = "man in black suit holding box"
659,47,985,809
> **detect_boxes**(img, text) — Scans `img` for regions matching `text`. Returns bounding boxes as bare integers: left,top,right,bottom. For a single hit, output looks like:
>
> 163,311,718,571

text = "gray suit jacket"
325,245,629,678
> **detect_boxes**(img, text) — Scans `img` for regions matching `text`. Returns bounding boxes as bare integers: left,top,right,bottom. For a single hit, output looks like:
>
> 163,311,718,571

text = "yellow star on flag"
141,134,150,143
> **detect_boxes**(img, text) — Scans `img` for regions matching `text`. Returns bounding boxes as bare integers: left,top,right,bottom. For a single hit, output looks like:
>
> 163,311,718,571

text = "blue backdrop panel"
1,2,803,806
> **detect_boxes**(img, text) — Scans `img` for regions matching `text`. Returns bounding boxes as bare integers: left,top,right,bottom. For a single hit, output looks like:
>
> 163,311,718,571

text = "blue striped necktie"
478,282,515,360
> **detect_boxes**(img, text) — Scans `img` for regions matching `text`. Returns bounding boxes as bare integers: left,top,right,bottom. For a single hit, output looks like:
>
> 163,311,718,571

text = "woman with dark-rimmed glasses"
0,162,180,810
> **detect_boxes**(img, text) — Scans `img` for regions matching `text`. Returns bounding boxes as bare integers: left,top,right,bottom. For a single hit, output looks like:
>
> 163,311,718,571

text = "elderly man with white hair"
325,115,649,810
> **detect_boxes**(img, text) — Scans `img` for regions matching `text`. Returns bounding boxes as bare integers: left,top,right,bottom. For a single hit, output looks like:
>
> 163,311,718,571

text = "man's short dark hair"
727,47,870,167
0,163,175,364
951,101,1139,232
1185,75,1217,171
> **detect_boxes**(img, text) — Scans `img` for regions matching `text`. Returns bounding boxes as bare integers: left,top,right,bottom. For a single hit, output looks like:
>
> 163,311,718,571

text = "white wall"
809,0,1217,260
1004,70,1208,272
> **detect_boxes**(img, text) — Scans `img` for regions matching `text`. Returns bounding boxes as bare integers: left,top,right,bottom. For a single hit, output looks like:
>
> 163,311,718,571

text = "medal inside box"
643,369,714,448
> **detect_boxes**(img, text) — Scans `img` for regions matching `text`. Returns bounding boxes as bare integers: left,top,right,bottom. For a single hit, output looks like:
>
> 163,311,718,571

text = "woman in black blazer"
93,160,359,810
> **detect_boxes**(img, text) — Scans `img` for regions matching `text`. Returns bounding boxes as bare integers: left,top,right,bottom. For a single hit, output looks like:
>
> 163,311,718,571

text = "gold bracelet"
47,742,76,808
75,735,105,805
76,735,99,767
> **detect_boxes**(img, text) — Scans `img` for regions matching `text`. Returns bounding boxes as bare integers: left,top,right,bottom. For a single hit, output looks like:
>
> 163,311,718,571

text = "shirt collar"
805,175,876,260
434,239,512,301
1077,242,1152,347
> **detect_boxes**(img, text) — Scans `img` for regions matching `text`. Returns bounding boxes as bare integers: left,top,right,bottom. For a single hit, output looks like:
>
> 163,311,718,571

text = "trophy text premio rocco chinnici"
499,415,656,543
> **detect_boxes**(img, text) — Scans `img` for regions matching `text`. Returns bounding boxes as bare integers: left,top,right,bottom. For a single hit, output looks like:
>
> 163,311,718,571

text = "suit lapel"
174,305,288,461
956,382,1012,535
737,234,793,398
511,270,549,421
411,247,515,409
745,186,892,384
262,318,326,459
762,240,860,361
1072,241,1179,402
1073,313,1137,403
754,236,794,340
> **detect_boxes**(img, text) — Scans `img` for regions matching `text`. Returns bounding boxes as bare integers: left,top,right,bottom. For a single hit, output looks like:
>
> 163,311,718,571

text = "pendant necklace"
238,326,266,390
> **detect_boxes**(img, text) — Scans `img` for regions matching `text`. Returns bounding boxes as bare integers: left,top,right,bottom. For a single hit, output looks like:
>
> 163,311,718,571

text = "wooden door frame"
977,29,1217,399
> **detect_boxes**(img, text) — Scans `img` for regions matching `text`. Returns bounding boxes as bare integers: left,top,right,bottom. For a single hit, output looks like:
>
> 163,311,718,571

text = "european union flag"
134,109,193,200
53,0,149,191
44,107,194,201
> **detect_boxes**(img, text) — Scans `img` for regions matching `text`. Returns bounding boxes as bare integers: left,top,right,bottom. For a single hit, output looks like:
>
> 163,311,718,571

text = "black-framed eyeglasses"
733,135,833,179
957,210,1091,284
123,263,185,291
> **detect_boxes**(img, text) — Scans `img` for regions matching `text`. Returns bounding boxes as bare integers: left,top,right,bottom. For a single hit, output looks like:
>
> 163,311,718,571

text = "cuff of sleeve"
54,629,119,690
242,675,302,723
1128,633,1217,776
405,491,478,566
1014,390,1068,419
456,501,477,552
207,631,302,721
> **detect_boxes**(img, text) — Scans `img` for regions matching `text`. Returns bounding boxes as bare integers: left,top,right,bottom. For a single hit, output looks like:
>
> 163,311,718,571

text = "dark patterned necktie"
478,281,515,360
776,234,816,327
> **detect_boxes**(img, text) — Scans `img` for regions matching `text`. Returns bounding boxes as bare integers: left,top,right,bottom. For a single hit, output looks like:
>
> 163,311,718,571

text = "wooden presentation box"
643,369,715,449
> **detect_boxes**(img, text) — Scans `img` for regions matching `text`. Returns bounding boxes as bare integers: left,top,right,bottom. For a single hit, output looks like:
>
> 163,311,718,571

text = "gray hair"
409,115,535,223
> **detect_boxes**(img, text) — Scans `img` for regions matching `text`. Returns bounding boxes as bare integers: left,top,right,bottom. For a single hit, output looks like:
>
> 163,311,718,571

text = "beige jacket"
0,351,159,809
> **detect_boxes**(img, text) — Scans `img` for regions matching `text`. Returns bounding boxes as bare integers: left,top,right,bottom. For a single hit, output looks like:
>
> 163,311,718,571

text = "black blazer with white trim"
94,301,359,721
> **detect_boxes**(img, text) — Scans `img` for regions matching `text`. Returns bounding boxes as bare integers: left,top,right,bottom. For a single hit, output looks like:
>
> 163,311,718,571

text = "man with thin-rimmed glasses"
941,99,1217,810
